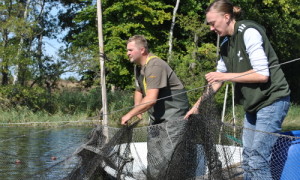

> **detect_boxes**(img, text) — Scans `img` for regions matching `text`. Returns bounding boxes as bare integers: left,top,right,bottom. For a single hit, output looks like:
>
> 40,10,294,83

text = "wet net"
61,87,300,180
1,87,299,179
64,88,245,180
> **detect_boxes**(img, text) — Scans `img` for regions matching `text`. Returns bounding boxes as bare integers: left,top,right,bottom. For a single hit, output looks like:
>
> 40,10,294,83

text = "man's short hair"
127,35,149,52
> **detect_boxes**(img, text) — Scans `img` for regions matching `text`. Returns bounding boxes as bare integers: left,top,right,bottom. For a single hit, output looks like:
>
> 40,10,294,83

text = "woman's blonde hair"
206,0,242,20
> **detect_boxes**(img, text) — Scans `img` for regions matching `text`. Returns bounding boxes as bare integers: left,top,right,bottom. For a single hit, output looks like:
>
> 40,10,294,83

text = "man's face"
127,41,144,64
206,11,230,37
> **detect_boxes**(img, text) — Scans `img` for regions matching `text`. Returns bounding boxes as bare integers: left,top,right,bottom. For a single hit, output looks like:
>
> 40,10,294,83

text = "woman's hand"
205,72,226,84
184,106,199,120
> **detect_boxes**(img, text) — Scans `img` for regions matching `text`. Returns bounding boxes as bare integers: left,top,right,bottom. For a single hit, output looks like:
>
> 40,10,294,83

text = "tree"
14,0,32,85
167,0,180,62
0,0,22,85
59,0,173,89
0,0,62,88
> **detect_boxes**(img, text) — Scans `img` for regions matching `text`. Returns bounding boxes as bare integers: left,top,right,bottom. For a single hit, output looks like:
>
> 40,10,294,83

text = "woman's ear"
224,13,231,24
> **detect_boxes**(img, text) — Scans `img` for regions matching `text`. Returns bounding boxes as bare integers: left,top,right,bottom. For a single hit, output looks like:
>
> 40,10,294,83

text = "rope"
0,119,101,126
0,57,299,126
222,122,300,139
103,57,300,116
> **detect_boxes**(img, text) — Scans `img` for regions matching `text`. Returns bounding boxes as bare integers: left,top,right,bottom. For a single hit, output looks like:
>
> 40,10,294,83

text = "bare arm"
134,90,143,119
205,70,268,84
184,69,268,120
184,82,222,119
121,89,159,125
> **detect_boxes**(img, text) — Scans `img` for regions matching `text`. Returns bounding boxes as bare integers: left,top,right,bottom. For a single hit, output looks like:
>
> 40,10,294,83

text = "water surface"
0,126,92,179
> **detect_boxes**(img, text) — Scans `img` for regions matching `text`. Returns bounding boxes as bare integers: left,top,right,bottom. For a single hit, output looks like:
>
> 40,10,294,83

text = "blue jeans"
242,96,290,180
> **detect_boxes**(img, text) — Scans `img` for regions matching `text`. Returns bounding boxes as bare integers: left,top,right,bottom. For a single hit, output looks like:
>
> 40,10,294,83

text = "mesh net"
1,89,300,179
64,88,245,180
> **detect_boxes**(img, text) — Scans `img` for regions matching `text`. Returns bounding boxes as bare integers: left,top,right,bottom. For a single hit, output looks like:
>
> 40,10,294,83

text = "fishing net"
64,88,245,180
2,86,298,180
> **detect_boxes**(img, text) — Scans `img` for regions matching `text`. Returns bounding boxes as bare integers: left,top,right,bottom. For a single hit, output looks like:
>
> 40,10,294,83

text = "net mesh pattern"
62,88,300,180
64,89,245,180
2,89,299,179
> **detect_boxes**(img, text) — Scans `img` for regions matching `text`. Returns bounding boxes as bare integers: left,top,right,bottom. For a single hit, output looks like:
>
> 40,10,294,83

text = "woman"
184,0,290,179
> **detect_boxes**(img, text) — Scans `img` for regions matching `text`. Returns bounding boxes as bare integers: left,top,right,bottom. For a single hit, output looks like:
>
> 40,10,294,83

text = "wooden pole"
96,0,108,127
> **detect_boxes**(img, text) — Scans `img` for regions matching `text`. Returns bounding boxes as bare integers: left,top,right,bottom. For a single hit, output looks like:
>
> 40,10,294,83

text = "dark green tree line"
0,0,299,107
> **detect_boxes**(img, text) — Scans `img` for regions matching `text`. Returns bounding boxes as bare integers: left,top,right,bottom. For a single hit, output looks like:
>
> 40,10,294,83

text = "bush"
0,85,133,120
0,85,51,112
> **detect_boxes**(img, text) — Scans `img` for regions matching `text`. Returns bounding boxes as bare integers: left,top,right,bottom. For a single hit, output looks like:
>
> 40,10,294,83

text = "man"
121,35,189,179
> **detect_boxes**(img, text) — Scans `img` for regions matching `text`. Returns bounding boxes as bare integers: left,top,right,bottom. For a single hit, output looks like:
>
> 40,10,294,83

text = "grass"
0,107,91,126
0,107,148,127
0,88,299,132
0,90,142,127
282,104,300,131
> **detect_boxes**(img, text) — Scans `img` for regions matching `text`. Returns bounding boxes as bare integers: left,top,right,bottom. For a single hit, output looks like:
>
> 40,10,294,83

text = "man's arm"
184,82,222,119
121,89,159,125
134,90,143,119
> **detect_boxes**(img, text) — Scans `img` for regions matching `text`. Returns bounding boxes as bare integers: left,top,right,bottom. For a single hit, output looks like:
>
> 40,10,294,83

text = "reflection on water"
0,126,92,180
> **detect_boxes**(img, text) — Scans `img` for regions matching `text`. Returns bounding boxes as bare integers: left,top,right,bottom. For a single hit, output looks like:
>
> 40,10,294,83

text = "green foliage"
60,0,174,89
0,0,300,122
0,106,87,125
0,85,50,111
0,85,133,124
169,42,217,105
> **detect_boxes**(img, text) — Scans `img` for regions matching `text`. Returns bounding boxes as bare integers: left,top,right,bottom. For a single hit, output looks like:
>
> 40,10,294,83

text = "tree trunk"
36,0,46,86
36,33,44,86
14,0,32,85
1,29,9,85
192,33,199,60
167,0,180,62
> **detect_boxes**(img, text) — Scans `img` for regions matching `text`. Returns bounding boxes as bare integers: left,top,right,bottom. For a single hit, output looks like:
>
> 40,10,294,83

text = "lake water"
0,126,93,180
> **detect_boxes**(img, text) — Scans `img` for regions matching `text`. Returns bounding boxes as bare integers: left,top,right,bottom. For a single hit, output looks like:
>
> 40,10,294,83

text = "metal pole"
216,34,220,63
231,83,236,138
221,84,229,123
220,83,229,143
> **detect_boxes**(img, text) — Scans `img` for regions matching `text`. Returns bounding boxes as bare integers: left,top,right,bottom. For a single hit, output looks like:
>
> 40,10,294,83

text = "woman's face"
206,10,231,37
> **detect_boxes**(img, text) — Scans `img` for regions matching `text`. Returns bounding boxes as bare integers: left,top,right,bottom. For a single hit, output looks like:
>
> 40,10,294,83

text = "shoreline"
0,104,299,131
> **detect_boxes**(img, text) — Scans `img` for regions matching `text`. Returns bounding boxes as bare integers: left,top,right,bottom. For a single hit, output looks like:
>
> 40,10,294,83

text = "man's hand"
137,113,143,120
205,72,225,84
184,106,198,120
121,89,158,125
121,114,132,125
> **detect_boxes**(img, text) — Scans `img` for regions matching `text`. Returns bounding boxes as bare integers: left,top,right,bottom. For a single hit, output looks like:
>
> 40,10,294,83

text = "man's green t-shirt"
135,56,184,92
134,56,189,124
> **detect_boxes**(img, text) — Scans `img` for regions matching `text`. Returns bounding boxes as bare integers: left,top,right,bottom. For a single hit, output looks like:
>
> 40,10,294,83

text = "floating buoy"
51,156,57,160
15,159,21,164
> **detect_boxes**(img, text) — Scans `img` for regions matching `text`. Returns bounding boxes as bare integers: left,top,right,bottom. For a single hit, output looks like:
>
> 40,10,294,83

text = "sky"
43,3,80,80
